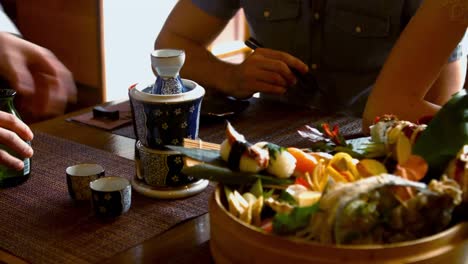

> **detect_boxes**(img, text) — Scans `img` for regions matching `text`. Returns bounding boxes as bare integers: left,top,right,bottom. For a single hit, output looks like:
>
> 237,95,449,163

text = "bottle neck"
0,96,19,118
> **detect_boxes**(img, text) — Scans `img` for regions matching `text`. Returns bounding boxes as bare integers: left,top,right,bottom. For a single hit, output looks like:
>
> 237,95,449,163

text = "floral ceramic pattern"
67,174,102,201
121,187,132,213
130,85,203,149
138,145,196,187
132,97,148,145
140,149,169,186
141,98,202,148
153,76,186,95
91,185,131,218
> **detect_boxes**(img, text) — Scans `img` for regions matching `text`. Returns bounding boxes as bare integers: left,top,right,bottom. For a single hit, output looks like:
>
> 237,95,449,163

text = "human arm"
155,0,308,98
363,0,467,129
0,32,77,122
0,111,33,171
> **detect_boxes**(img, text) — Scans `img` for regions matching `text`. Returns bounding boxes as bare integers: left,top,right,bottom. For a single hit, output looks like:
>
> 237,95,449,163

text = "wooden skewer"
184,138,220,150
183,138,220,168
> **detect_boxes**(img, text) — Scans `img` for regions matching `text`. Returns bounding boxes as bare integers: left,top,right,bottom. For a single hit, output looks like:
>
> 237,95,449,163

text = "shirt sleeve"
0,4,20,35
448,30,468,62
192,0,240,20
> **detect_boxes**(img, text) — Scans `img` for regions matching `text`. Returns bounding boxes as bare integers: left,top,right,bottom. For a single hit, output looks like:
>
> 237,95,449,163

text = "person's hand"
0,32,77,122
224,48,309,99
0,111,33,171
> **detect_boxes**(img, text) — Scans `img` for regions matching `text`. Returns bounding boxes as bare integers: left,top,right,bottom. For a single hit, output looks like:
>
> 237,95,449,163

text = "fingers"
244,67,288,94
0,111,34,142
231,48,309,96
255,48,309,74
0,33,77,120
0,112,33,171
256,57,297,86
33,72,69,116
0,149,27,171
28,47,77,103
3,58,35,95
22,45,76,118
0,34,35,94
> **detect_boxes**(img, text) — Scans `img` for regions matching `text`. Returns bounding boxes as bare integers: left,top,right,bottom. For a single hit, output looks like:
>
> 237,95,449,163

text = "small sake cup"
66,163,105,201
151,49,185,78
90,176,131,218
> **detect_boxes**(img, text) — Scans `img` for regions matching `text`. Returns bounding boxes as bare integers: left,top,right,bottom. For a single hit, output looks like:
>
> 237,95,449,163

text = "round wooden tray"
209,186,468,264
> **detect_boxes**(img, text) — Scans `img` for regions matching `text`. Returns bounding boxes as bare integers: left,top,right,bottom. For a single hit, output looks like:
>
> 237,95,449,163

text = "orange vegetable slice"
287,147,318,174
395,155,428,182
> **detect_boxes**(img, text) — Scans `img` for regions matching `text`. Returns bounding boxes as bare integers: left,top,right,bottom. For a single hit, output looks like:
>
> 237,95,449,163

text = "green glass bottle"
0,89,30,187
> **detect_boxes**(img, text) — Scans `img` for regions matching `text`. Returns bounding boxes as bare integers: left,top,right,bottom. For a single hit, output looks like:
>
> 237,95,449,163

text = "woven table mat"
0,132,213,264
112,98,363,147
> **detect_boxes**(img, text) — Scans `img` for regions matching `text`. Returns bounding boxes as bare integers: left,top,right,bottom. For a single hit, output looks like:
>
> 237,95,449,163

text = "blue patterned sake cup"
90,176,131,218
66,163,105,201
136,140,196,187
128,79,205,149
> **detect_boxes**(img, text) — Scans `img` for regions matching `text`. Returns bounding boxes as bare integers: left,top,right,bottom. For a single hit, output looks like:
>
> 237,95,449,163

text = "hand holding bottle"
0,111,33,171
0,89,33,187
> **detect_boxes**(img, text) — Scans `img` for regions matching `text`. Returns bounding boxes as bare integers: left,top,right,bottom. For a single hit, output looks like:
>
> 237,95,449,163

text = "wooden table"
0,98,362,263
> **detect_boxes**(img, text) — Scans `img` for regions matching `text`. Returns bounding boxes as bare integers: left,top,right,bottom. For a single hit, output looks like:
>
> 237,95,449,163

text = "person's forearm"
363,0,467,129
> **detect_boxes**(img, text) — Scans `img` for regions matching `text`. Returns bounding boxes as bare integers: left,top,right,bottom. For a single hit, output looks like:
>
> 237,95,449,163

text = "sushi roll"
219,122,269,173
370,115,426,146
255,142,296,178
370,115,398,144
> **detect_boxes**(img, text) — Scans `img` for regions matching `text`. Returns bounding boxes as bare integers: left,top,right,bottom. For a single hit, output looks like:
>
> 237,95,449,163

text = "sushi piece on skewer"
219,122,297,178
255,142,296,179
220,122,269,173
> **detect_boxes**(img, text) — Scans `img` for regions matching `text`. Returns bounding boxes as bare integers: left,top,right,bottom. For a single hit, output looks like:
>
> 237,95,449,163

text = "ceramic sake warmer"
136,140,195,187
128,48,208,198
128,79,204,149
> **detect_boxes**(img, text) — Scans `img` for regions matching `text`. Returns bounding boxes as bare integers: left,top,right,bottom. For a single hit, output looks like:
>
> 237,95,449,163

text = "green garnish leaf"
278,190,297,206
272,202,320,235
166,145,222,163
249,179,263,198
262,143,286,160
263,189,274,199
182,163,294,186
413,90,468,181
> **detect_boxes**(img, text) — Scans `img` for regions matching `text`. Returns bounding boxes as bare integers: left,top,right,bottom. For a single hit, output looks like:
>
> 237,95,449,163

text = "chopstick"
244,37,263,51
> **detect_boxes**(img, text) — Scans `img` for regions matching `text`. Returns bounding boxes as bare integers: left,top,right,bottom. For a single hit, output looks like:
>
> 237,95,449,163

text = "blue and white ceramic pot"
136,141,196,187
128,79,205,149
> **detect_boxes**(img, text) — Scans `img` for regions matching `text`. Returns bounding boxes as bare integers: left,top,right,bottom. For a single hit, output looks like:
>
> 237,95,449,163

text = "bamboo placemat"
0,132,213,264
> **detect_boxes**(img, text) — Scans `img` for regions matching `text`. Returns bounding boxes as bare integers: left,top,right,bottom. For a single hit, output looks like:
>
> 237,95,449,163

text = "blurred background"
1,0,246,111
